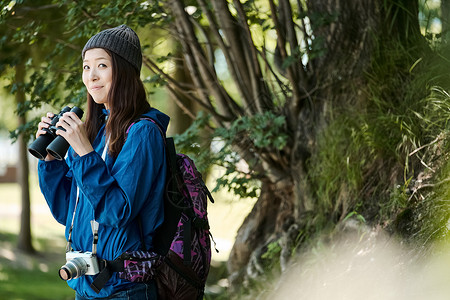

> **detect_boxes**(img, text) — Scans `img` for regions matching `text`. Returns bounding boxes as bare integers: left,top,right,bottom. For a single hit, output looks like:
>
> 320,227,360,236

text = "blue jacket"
38,108,169,298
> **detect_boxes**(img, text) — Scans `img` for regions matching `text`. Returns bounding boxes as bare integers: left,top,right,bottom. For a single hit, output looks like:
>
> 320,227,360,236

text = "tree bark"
16,61,35,254
227,179,292,285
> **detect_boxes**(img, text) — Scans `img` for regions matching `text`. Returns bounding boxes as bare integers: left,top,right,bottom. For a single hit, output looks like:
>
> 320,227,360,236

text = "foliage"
390,87,450,246
0,0,172,142
260,241,282,271
174,110,288,198
306,26,450,247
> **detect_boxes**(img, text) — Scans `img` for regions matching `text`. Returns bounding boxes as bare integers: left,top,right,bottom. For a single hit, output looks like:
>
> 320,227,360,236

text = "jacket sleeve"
37,159,72,225
70,122,165,228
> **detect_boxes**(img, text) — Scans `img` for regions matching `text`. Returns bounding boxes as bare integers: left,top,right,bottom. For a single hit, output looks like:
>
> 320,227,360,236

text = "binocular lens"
28,133,54,160
46,136,70,161
28,106,84,160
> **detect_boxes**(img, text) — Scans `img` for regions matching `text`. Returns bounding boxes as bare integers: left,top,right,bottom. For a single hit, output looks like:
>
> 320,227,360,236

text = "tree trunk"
167,44,197,135
227,178,293,284
16,62,35,254
227,0,424,285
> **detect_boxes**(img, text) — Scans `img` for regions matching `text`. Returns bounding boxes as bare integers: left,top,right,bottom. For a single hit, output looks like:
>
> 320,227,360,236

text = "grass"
0,232,74,300
0,176,74,300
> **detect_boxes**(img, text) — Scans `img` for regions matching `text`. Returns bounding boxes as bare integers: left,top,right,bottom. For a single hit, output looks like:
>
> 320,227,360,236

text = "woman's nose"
89,69,98,81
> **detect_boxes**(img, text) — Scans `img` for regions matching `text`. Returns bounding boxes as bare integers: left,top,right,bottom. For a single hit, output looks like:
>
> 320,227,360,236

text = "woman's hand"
55,112,94,157
36,112,57,161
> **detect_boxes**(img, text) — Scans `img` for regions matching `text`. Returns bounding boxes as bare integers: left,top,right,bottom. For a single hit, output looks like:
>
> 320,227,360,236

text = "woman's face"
82,48,113,109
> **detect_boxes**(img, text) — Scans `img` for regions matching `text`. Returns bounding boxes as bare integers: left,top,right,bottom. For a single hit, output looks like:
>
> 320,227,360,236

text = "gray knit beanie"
82,25,142,73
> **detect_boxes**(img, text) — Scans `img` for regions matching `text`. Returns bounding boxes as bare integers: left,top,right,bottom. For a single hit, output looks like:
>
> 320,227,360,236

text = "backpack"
90,117,216,299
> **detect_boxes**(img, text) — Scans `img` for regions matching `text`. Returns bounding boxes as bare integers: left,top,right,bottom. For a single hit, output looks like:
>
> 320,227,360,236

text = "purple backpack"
117,117,215,299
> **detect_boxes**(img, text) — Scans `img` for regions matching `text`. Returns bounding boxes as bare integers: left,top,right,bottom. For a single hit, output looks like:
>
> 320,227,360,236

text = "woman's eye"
99,63,107,68
83,65,90,70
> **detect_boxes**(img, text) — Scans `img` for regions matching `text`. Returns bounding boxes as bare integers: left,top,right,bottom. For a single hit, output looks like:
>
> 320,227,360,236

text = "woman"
36,25,169,299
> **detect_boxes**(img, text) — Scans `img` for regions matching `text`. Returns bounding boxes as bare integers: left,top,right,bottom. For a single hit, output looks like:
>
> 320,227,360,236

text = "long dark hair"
84,49,150,156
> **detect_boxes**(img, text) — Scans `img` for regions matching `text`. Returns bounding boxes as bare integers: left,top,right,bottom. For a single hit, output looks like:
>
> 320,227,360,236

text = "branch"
40,34,79,51
297,0,315,74
166,88,197,120
195,0,249,116
408,135,441,156
207,0,253,102
167,0,238,121
233,0,274,113
190,17,215,68
142,56,227,126
15,4,60,12
184,16,244,118
72,0,97,20
260,44,291,104
281,2,309,90
407,177,450,202
268,0,301,123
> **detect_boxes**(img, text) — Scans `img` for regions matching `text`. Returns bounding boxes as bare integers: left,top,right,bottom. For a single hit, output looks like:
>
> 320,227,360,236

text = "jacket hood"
142,108,170,133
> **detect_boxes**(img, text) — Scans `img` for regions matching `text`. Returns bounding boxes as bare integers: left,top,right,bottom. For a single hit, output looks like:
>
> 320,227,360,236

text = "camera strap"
65,137,109,254
91,220,99,255
65,187,99,256
65,187,80,253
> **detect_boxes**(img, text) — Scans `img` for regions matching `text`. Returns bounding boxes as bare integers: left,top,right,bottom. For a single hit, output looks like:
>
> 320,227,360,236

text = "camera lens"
59,257,88,281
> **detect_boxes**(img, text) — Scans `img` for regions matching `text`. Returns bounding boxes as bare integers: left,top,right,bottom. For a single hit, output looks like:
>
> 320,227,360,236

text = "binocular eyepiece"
28,106,84,161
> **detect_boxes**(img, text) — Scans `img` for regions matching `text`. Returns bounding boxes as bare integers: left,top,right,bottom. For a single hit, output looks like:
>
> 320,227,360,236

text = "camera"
59,251,100,281
28,106,84,161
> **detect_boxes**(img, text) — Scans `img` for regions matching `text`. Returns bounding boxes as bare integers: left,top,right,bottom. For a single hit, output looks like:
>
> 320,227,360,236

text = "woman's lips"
90,85,103,91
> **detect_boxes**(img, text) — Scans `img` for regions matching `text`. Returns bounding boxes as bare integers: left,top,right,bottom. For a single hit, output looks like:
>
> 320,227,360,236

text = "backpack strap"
163,251,204,291
126,117,167,148
90,258,124,294
127,116,184,256
127,117,205,266
137,217,147,252
127,117,167,252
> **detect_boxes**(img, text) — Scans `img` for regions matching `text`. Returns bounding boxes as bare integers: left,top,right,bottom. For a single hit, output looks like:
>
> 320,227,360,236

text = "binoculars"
28,106,84,161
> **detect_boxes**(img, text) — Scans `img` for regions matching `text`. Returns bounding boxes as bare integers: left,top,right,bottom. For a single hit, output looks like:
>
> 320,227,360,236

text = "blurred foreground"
264,220,450,300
